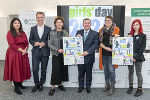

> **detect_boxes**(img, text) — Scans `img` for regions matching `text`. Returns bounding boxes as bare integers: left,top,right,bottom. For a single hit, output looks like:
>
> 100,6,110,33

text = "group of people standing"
3,11,146,97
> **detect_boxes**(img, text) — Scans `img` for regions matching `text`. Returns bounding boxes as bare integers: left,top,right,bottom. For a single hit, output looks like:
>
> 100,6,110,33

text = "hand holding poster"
112,37,133,65
63,37,84,65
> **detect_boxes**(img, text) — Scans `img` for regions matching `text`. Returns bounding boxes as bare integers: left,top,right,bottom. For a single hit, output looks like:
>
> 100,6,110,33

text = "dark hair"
10,17,23,37
36,12,45,17
54,16,64,29
83,18,91,23
105,16,114,23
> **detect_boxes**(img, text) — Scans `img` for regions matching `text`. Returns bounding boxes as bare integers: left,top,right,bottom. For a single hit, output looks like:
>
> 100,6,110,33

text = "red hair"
130,19,143,35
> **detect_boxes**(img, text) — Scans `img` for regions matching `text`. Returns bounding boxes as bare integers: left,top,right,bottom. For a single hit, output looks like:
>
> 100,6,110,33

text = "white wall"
0,0,150,17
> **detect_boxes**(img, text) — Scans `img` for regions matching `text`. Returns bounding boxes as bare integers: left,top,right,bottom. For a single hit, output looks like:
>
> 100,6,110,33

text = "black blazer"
76,29,99,64
133,34,146,62
29,25,51,56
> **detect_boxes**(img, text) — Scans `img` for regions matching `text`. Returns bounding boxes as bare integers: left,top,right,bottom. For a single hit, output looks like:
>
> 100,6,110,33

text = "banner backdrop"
69,6,113,36
19,11,37,57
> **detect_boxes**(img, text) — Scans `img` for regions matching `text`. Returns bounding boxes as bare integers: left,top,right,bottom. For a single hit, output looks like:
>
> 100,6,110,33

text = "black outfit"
29,25,51,85
133,34,146,62
127,33,146,96
51,31,68,85
102,29,113,56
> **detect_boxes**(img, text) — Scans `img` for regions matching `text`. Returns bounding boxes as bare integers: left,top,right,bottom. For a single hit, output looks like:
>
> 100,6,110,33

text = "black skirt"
51,54,69,85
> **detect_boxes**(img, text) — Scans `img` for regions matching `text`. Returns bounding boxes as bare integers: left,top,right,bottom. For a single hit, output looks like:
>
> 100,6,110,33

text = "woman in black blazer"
127,19,146,97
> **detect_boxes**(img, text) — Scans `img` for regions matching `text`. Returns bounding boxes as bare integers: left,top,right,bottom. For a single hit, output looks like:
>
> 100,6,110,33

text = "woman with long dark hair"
3,18,31,95
127,19,146,97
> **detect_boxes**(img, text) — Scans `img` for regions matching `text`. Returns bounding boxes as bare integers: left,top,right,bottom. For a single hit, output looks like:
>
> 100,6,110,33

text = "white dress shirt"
37,25,44,39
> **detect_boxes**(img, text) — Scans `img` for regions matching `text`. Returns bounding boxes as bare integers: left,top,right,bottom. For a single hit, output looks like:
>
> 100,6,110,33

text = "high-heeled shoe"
49,88,55,96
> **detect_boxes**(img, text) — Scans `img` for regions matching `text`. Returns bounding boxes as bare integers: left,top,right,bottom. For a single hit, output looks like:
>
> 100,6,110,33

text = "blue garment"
102,56,116,85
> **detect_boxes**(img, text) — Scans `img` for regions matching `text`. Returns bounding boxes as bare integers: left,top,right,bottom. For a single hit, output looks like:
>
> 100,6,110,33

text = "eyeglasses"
105,20,112,22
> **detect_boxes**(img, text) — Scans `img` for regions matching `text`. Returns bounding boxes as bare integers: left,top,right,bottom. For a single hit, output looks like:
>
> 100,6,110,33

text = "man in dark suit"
76,18,99,93
29,12,51,93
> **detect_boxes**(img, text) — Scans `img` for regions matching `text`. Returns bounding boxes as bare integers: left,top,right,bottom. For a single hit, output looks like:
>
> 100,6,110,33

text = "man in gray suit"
29,12,51,93
76,18,99,93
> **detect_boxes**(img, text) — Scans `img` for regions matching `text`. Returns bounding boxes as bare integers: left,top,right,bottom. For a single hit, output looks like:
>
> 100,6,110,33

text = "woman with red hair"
127,19,146,97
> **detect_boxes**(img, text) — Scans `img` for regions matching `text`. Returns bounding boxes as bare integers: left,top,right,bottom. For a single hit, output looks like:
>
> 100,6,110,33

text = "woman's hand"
128,35,132,37
133,59,136,62
58,49,64,53
104,47,113,52
114,34,120,39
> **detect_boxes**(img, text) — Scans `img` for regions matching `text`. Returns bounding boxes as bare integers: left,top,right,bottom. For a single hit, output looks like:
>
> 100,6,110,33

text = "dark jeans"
102,56,116,86
32,49,49,85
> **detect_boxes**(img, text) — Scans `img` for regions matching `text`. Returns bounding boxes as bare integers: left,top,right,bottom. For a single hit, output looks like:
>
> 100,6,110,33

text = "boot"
108,86,115,96
19,82,27,89
103,82,110,92
127,85,133,94
134,88,143,97
13,82,22,95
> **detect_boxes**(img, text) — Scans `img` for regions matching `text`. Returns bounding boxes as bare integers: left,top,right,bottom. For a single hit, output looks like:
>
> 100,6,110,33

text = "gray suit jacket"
48,29,68,56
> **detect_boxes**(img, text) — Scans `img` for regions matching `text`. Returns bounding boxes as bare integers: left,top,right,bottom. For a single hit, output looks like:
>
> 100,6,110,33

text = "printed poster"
63,37,84,65
112,37,133,65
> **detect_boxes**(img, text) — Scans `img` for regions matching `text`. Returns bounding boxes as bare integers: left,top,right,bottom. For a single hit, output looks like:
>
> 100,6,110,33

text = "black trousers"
32,49,49,85
78,63,94,88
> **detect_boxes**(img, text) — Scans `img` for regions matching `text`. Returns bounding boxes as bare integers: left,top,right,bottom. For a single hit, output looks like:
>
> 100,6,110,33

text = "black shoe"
77,87,84,93
134,89,143,97
86,88,91,93
127,86,133,94
19,84,27,89
31,85,39,93
49,89,55,96
39,84,43,92
58,85,66,91
14,87,22,95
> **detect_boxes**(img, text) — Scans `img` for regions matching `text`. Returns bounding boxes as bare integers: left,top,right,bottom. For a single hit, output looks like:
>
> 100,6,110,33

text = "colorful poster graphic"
112,37,133,65
63,37,84,65
69,6,113,36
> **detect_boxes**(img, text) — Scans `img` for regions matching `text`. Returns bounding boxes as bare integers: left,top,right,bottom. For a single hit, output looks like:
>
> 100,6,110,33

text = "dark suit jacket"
29,25,51,56
133,33,146,62
76,29,99,64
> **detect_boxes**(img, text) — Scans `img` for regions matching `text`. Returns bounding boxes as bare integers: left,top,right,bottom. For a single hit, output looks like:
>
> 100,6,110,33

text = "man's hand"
39,42,45,47
76,34,82,37
83,51,89,56
34,42,40,46
58,49,64,53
